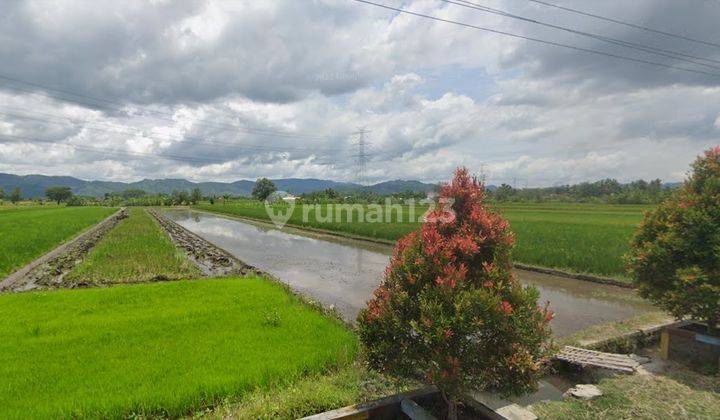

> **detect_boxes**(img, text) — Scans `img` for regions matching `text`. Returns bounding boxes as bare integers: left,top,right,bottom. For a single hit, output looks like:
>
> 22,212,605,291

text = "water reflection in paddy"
164,209,653,337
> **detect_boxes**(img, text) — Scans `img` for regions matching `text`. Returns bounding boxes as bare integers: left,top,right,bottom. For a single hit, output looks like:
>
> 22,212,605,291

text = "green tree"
9,187,21,204
0,187,4,203
178,191,189,205
120,189,146,199
251,178,276,201
324,188,339,199
45,186,74,204
169,190,190,205
626,147,720,335
494,183,514,201
190,187,203,205
358,168,553,419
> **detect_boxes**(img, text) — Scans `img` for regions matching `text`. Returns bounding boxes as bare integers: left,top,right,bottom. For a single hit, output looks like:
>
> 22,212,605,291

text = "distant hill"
0,173,437,198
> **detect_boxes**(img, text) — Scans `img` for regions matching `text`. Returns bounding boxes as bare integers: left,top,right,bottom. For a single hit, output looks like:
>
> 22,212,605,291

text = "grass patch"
0,202,63,211
0,277,357,419
199,362,410,419
66,208,200,283
561,311,673,348
499,204,645,278
532,362,720,419
0,206,115,278
196,201,648,278
196,201,416,242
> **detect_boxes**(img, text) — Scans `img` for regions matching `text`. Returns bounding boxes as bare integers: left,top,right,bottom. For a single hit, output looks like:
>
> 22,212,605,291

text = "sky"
1,0,719,187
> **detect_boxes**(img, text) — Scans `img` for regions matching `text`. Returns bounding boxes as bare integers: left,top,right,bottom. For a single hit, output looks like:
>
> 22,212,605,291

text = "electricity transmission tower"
351,127,371,186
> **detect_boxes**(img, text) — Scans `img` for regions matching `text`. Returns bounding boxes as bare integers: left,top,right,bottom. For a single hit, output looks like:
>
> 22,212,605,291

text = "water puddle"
164,209,653,337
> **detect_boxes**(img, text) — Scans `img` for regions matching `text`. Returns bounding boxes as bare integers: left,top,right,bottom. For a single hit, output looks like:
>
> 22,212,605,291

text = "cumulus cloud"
0,0,719,185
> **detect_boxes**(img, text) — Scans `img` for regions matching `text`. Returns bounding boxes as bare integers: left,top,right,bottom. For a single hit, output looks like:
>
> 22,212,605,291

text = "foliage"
9,186,21,203
357,168,553,417
66,195,86,206
190,187,203,204
626,147,720,334
100,188,212,207
45,186,74,204
494,183,514,201
66,208,200,284
0,186,4,202
205,362,406,419
164,189,191,206
0,206,115,277
490,177,673,204
0,278,356,419
118,188,147,199
252,178,276,201
300,188,343,204
299,188,427,205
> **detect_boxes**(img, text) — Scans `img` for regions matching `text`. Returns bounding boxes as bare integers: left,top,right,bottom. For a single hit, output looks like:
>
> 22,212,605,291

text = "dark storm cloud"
0,0,381,106
502,0,720,90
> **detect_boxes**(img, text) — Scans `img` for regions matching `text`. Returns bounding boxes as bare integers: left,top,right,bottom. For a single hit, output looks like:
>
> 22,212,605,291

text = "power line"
445,0,720,70
0,73,340,142
349,0,720,78
527,0,720,50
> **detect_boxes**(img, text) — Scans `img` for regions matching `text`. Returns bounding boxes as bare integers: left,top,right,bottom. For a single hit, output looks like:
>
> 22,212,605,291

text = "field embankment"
195,202,648,279
65,208,201,284
0,206,116,279
148,209,255,277
0,277,356,419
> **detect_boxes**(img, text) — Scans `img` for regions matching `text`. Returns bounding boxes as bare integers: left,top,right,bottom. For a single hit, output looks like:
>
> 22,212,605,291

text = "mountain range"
0,173,438,198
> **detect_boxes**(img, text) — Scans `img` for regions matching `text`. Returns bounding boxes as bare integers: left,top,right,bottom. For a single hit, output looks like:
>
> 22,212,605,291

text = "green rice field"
66,208,200,284
0,206,116,278
197,201,649,279
0,277,356,419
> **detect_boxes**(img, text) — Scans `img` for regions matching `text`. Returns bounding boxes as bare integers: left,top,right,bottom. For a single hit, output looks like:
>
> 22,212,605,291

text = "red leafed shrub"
626,147,720,335
357,168,554,418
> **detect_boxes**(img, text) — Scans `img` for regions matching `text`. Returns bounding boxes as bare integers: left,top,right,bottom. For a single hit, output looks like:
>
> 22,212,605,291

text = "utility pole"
351,127,371,186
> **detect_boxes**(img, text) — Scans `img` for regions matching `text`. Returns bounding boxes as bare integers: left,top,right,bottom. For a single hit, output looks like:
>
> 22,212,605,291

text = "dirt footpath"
147,209,258,278
0,208,128,292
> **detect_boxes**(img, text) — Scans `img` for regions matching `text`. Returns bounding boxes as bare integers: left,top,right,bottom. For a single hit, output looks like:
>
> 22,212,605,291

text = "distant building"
267,190,297,203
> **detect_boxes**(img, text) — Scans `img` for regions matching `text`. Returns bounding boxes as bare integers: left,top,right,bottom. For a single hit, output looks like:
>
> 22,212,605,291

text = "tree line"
0,177,680,206
0,187,23,204
488,178,674,204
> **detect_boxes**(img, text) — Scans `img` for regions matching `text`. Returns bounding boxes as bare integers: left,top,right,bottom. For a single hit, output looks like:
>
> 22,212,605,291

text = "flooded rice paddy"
164,209,653,336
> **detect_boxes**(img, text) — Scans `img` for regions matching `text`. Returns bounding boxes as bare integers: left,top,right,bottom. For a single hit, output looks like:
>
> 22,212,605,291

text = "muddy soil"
1,209,129,292
147,209,258,277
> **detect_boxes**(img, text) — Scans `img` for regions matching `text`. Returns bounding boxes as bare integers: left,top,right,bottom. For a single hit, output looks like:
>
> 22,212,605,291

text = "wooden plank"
555,346,639,372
